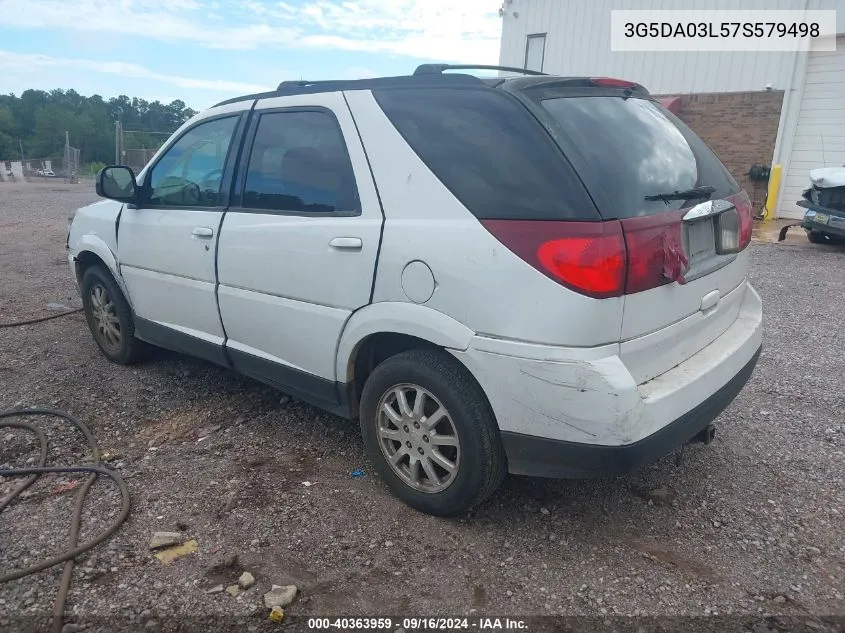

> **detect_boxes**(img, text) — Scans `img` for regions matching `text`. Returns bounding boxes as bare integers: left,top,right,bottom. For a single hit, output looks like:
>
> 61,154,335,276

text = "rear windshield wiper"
645,186,716,204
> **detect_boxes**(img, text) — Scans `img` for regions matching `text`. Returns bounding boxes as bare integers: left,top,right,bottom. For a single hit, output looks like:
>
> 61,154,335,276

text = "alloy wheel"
376,384,461,493
89,283,121,352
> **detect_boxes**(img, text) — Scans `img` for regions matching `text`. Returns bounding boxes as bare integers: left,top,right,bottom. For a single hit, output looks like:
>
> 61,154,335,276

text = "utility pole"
65,131,71,183
115,121,122,165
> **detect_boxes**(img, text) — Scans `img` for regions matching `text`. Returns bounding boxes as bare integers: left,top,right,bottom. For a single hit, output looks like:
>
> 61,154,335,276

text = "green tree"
0,89,197,165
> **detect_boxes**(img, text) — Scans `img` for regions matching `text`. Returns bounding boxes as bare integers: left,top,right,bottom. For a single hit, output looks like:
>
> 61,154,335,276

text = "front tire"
360,349,506,516
81,265,144,364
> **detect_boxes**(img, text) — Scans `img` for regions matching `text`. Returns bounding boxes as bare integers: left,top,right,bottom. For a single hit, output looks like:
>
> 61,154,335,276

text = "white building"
498,0,845,218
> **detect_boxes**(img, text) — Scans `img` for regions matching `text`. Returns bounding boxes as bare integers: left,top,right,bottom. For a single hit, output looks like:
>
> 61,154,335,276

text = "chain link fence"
1,136,83,183
121,148,160,174
116,121,170,174
0,157,81,183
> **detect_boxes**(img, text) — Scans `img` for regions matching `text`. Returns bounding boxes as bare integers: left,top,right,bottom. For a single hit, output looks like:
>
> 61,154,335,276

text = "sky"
0,0,503,110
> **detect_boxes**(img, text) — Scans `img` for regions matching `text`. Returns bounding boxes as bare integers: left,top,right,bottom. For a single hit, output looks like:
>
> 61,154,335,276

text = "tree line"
0,89,197,166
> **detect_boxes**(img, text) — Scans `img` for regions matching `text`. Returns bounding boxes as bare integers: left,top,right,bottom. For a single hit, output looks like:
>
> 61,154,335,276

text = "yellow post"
763,164,782,221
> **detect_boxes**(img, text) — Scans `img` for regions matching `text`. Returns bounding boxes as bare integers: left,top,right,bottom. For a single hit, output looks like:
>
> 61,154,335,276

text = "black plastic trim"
134,316,228,367
212,74,486,108
133,316,353,418
227,348,350,418
501,346,762,479
414,63,548,76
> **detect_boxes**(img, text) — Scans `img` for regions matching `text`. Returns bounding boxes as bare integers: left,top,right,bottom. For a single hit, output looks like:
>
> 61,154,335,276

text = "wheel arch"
72,237,131,305
336,302,476,416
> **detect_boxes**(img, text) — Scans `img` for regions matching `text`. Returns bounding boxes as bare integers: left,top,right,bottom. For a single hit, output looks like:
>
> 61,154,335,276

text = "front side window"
242,110,359,214
148,116,238,207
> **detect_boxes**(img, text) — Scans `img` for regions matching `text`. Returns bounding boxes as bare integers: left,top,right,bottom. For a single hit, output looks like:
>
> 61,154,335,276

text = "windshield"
539,96,740,218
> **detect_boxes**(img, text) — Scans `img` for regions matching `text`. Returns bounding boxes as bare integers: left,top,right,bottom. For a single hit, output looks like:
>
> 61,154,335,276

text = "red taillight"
482,196,747,300
729,191,753,249
589,77,638,88
620,210,687,294
481,220,626,299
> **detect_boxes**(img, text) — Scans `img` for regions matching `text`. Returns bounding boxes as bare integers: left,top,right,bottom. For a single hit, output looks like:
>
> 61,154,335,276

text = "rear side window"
373,87,597,221
242,110,359,214
539,96,740,218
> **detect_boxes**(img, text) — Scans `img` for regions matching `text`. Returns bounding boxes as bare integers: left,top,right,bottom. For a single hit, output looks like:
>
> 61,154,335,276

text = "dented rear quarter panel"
450,338,645,446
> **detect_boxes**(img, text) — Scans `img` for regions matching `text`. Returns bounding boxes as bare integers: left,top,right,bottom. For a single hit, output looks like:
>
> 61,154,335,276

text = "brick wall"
659,90,784,202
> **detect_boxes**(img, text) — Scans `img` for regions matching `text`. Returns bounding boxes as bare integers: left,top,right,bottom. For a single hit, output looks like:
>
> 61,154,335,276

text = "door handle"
329,237,363,250
192,227,214,238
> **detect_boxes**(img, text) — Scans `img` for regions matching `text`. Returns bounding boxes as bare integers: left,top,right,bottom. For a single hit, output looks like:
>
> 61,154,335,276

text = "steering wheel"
183,182,201,205
198,168,224,191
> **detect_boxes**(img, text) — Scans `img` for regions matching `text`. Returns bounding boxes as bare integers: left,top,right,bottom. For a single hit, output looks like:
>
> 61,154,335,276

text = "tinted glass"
373,87,597,221
540,96,740,218
148,116,238,207
243,111,359,214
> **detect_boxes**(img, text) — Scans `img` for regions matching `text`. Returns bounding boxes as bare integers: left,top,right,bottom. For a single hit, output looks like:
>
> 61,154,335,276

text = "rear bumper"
800,203,845,238
501,345,760,478
802,220,845,239
450,281,763,478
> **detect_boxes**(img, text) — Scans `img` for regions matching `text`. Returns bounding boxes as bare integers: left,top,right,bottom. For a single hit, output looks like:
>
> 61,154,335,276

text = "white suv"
67,65,763,516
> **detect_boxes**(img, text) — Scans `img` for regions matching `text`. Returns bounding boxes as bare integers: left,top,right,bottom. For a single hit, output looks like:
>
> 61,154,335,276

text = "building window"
525,34,546,72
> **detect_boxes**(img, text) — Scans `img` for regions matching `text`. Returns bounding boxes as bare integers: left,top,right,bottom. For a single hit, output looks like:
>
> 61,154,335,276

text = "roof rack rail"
277,80,336,90
413,64,548,77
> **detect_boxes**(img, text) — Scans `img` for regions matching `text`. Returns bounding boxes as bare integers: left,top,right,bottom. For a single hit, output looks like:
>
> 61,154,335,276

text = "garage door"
780,36,845,219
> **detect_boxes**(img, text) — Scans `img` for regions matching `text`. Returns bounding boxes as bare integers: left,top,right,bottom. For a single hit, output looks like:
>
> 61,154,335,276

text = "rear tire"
360,349,506,516
81,265,145,365
807,230,826,244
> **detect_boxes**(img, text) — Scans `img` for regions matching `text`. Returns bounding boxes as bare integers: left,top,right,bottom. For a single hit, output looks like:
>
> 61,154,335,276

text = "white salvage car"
67,65,763,515
798,167,845,244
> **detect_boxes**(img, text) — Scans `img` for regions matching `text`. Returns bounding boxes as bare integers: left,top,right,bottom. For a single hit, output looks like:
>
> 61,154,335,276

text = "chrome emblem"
682,198,735,222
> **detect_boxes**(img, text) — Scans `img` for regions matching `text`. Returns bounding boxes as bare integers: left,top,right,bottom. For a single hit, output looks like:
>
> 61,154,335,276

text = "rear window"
373,87,598,221
539,96,740,218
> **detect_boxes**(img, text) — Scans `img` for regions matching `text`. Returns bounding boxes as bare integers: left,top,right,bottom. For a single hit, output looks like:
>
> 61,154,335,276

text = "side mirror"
96,166,138,202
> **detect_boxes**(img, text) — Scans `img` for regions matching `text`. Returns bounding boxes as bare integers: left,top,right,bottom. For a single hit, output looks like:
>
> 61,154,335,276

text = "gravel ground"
1,182,844,633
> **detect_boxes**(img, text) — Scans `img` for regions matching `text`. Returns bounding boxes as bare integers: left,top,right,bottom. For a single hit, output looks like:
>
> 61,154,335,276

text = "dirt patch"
1,184,844,631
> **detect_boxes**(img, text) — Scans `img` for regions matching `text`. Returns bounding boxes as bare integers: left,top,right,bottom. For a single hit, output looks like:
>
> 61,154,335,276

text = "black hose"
0,408,131,633
0,307,83,328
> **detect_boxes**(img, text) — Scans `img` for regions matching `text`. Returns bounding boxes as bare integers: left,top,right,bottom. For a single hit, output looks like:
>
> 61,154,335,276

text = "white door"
216,92,382,402
780,36,845,219
118,114,242,361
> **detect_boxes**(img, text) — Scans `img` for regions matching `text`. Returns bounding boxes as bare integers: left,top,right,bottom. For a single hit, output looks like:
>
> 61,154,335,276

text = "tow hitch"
691,423,716,445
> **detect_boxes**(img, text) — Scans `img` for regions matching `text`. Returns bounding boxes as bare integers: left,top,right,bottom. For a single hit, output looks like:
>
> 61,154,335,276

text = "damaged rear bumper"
450,283,763,479
501,347,760,478
800,204,845,239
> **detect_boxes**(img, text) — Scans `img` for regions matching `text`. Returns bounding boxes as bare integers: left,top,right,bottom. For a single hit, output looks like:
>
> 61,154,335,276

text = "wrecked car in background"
781,167,845,244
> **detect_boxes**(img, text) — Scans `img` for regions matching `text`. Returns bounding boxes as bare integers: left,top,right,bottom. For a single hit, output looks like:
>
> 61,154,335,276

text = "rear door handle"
192,227,214,238
329,237,363,250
